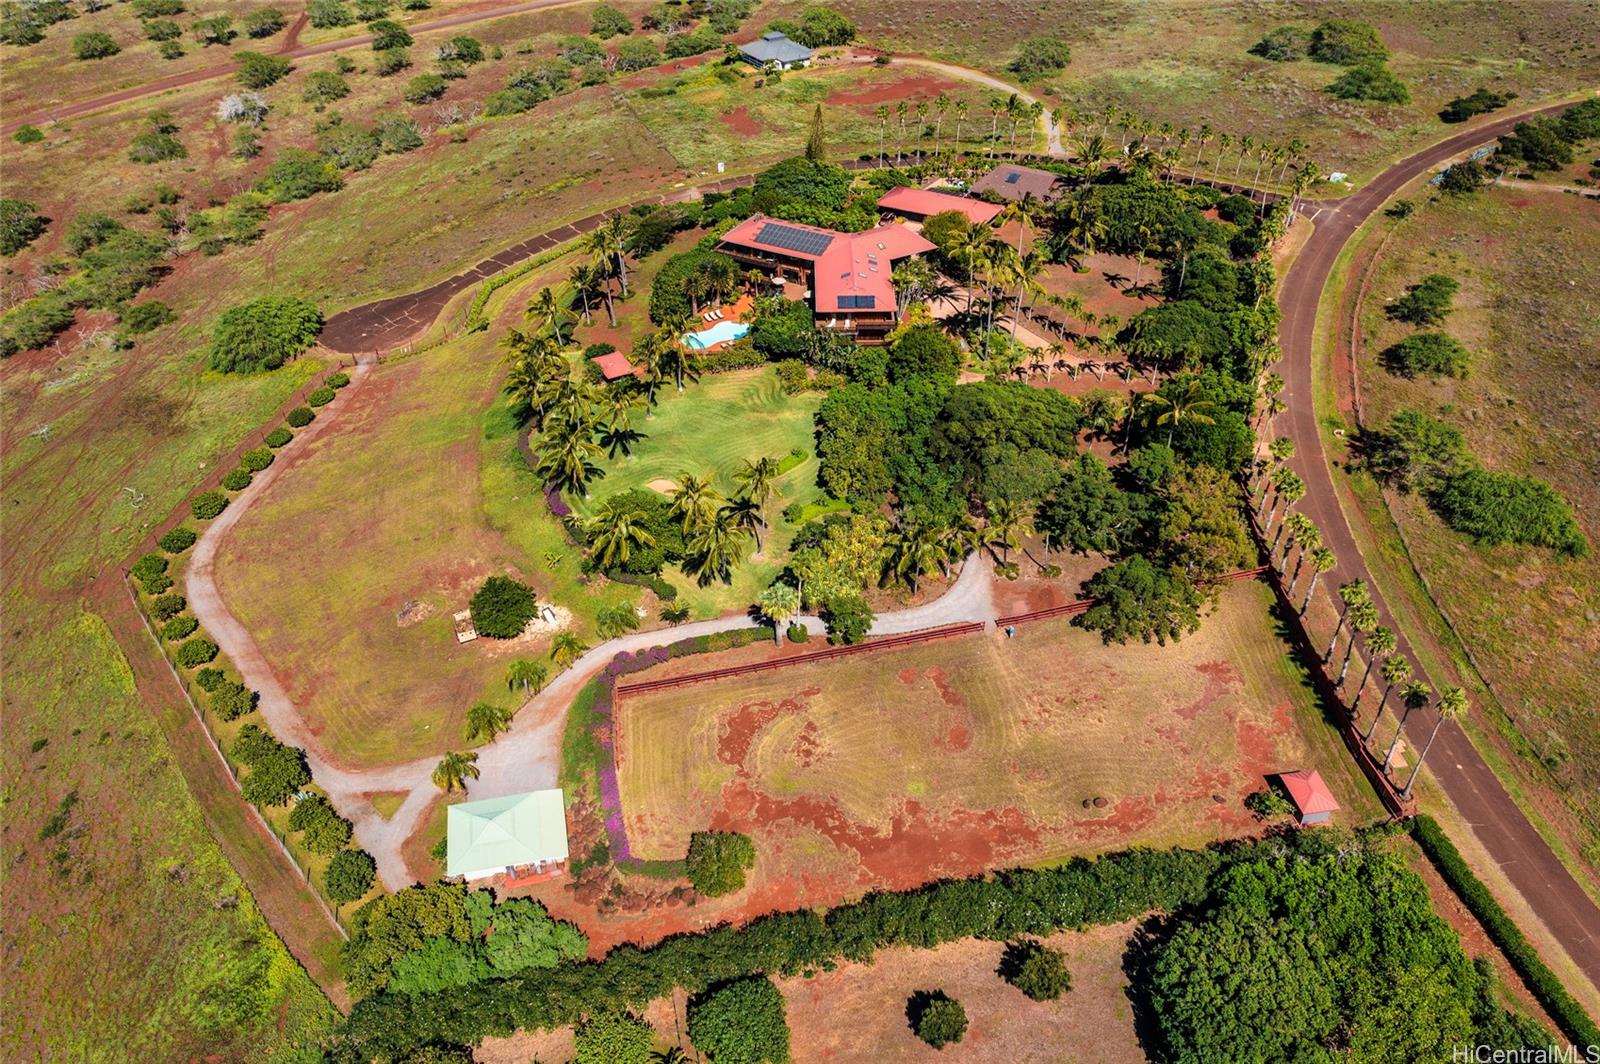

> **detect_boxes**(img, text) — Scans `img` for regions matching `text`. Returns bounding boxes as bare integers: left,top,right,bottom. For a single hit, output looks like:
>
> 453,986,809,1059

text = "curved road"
1276,101,1600,985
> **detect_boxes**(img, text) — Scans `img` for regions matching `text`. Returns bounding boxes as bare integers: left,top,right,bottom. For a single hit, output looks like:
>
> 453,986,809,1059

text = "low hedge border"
465,239,580,332
1409,814,1600,1049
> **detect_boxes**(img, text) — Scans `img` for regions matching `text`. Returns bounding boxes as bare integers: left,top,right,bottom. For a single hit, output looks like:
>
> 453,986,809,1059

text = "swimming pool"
683,320,750,349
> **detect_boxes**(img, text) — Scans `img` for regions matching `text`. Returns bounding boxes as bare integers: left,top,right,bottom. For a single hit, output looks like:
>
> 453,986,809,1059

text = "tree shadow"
904,989,950,1034
1120,914,1176,1062
1265,582,1352,732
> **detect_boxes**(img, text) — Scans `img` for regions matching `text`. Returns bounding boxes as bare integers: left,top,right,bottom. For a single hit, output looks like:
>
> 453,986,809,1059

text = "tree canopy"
688,976,790,1064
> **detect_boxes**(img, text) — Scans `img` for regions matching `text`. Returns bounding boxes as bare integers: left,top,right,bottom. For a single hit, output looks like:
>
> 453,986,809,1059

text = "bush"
132,552,170,583
1439,160,1488,196
999,940,1071,1001
150,593,187,622
404,72,446,103
1250,25,1310,61
161,615,199,641
469,575,538,638
174,637,220,668
119,300,175,335
1440,87,1515,123
144,16,182,40
72,32,121,60
1327,62,1410,104
286,405,316,428
132,0,186,15
910,991,967,1048
309,0,355,27
373,46,410,76
240,446,274,473
1433,469,1588,556
128,131,187,164
1,199,48,256
327,370,351,388
195,667,226,691
13,125,44,144
209,297,323,373
210,680,258,722
158,38,184,59
192,490,229,520
1410,816,1600,1049
1381,332,1470,379
326,849,377,903
590,4,631,38
192,14,234,45
1008,37,1070,81
304,70,351,104
689,976,789,1064
573,1011,653,1064
234,50,291,88
787,623,809,643
1308,18,1388,65
158,527,197,555
822,593,873,644
685,831,756,897
1388,273,1458,325
264,427,293,448
306,385,336,407
243,8,286,37
221,468,254,491
0,293,75,355
1216,194,1256,226
367,18,411,49
257,149,345,201
771,5,855,47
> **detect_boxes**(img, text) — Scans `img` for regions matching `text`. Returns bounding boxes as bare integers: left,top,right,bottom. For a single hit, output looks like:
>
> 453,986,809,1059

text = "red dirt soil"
826,74,961,107
720,105,763,136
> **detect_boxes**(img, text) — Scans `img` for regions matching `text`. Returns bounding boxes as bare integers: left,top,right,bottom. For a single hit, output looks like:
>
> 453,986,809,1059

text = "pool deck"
684,294,754,351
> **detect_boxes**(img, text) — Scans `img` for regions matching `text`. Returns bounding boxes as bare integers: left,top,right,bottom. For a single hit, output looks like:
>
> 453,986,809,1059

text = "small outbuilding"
738,31,813,71
446,789,570,881
591,350,637,381
1279,769,1340,826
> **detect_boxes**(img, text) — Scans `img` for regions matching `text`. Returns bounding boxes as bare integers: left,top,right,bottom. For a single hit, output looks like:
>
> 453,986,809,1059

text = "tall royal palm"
1325,578,1370,661
1402,687,1467,798
1364,654,1412,743
1300,546,1336,615
1337,600,1380,687
1351,625,1396,712
1383,681,1433,772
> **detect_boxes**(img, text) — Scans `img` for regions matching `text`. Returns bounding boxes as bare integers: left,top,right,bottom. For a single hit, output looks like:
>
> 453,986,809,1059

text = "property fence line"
614,621,987,696
122,571,349,939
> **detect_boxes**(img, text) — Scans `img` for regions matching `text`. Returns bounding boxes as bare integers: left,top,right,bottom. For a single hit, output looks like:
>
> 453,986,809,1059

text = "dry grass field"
1350,186,1600,867
615,581,1380,884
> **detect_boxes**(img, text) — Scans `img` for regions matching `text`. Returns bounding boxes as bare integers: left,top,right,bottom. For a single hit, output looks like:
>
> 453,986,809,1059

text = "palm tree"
915,101,930,161
735,456,779,513
886,520,947,591
1071,132,1110,170
649,1049,690,1064
588,213,633,298
1144,381,1218,447
1325,578,1370,661
655,330,698,392
686,510,746,586
659,602,691,626
530,286,566,344
536,427,602,497
463,701,513,743
1210,131,1232,186
757,580,800,644
895,99,908,165
874,103,889,165
1403,687,1467,798
1383,681,1433,771
721,494,766,554
1278,512,1316,571
983,498,1033,566
588,500,656,568
432,750,479,793
1286,519,1323,594
953,99,967,145
1364,654,1412,743
1255,372,1286,431
1300,546,1336,615
596,602,640,638
1188,123,1212,184
568,263,597,326
669,472,721,533
598,420,646,460
1233,134,1254,189
505,659,548,697
933,93,950,146
1337,600,1379,687
1265,469,1305,534
550,631,589,670
1351,625,1395,712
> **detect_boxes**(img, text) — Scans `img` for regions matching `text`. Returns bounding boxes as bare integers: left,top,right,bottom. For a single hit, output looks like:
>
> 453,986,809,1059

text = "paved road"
1275,101,1600,985
0,0,582,135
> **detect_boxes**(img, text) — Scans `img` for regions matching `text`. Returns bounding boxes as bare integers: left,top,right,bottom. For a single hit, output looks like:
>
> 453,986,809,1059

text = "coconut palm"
1210,131,1232,186
885,519,947,591
505,659,548,697
735,456,780,512
1337,600,1379,687
1144,381,1218,448
655,330,698,392
874,103,889,165
535,427,602,497
1300,546,1337,615
587,213,633,298
598,419,647,460
686,509,746,586
933,93,950,144
1351,625,1396,712
1188,123,1213,184
1325,578,1370,660
432,750,479,793
1403,687,1467,798
568,263,599,326
529,286,566,345
1286,519,1323,594
463,701,513,744
670,472,721,533
1364,654,1413,743
983,498,1033,566
757,580,801,644
550,631,589,670
1383,681,1433,772
596,602,640,638
720,494,766,554
588,499,656,568
953,99,968,145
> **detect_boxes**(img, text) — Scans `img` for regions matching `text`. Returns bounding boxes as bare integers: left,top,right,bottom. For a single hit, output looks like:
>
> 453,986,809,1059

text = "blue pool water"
683,320,750,349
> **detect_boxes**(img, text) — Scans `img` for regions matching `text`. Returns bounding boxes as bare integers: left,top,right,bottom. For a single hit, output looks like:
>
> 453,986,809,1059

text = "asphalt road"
1275,102,1600,984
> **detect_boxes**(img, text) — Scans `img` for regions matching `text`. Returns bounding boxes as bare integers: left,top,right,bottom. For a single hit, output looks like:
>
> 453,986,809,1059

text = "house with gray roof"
738,31,813,71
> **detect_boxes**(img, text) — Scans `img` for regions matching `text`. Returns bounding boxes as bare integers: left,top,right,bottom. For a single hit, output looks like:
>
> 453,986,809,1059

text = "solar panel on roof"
755,222,834,256
1005,172,1022,184
838,295,876,309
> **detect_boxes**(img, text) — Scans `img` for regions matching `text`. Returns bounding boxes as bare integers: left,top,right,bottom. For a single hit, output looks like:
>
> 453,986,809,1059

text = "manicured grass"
615,580,1382,864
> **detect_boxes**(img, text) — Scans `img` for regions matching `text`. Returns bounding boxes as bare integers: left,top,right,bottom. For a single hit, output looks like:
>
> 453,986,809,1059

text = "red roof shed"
592,351,637,380
1279,769,1340,825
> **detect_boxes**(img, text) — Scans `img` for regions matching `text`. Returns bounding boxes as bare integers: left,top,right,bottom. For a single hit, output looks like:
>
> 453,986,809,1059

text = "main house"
717,214,935,344
737,31,813,70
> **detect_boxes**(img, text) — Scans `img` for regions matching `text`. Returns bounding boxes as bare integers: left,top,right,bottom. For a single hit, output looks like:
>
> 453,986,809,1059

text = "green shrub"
689,976,789,1064
0,293,75,355
235,51,292,89
373,46,411,76
573,1010,654,1064
238,731,311,806
174,637,219,668
306,385,336,407
1000,940,1071,1001
128,130,187,164
240,446,274,472
1308,18,1388,65
685,831,756,897
132,552,170,583
326,849,377,903
822,593,873,644
1388,273,1458,325
309,0,355,26
1327,62,1409,104
911,991,967,1048
469,575,538,638
1008,37,1070,81
119,300,175,335
150,593,187,622
1381,332,1470,378
404,72,447,103
256,148,345,201
192,490,229,520
243,8,286,37
72,31,121,60
158,38,184,59
590,3,631,38
1410,816,1600,1049
209,296,323,373
286,405,315,428
1250,25,1310,61
264,426,293,448
195,666,226,691
222,468,253,491
161,615,199,641
1440,87,1515,123
210,680,258,722
1433,469,1589,556
303,70,351,104
787,623,809,643
12,125,44,144
1,199,48,256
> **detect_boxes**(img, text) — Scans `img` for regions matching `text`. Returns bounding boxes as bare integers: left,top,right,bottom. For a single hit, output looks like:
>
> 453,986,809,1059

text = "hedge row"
602,567,678,602
335,838,1234,1058
1409,815,1600,1050
465,240,580,331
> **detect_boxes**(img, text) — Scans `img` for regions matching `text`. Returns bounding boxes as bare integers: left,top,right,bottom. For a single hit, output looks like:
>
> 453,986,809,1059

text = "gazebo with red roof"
591,350,637,381
1278,769,1340,826
876,186,1005,226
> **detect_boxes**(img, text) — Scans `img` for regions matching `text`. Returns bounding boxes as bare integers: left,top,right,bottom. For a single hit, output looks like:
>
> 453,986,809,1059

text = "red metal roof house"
1279,769,1340,826
876,186,1005,226
716,214,936,345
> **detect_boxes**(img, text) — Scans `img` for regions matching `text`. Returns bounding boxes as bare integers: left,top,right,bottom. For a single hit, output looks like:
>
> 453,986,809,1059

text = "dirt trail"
1275,100,1600,987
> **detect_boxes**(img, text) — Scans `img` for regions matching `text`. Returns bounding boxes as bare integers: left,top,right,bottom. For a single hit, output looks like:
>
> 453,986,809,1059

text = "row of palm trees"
871,92,1046,168
1250,379,1465,801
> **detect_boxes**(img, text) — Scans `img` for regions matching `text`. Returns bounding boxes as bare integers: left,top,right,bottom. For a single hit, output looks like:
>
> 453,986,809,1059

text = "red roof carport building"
876,186,1004,226
1279,769,1340,826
